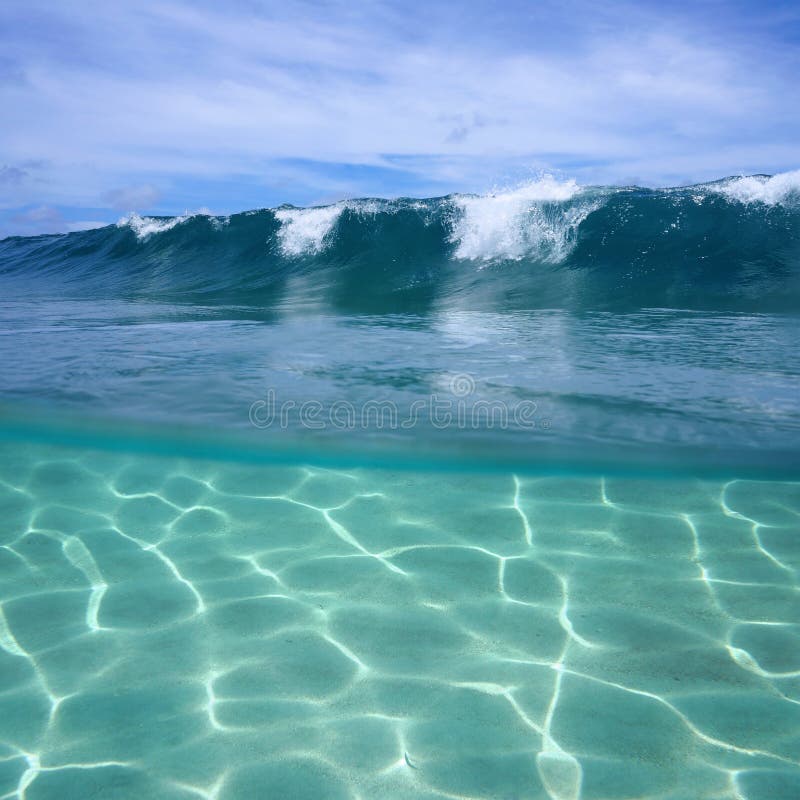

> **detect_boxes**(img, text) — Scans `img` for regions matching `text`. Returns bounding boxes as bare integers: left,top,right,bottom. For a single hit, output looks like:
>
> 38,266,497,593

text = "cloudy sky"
1,0,798,236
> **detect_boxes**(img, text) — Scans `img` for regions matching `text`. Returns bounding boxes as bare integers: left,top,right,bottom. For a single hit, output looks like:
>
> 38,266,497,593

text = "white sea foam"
274,200,386,256
272,181,597,262
119,212,190,239
274,205,345,256
449,176,598,262
714,169,800,206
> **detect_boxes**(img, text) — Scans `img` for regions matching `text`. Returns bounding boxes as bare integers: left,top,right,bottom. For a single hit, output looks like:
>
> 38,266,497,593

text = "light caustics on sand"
1,171,800,799
0,444,798,800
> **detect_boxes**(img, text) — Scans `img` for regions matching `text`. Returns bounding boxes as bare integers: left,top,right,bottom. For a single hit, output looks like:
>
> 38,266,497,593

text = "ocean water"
1,174,799,799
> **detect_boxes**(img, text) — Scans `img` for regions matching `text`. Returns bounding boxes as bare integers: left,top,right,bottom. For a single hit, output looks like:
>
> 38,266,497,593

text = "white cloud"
10,205,62,226
4,204,107,237
0,0,797,221
103,184,162,211
0,165,27,185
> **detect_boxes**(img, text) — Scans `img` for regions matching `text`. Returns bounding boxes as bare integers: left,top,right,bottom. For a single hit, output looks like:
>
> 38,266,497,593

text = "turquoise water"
1,442,799,799
2,175,800,798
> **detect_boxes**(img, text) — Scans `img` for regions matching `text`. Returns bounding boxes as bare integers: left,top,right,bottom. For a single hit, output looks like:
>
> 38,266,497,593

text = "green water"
1,441,798,800
3,174,800,798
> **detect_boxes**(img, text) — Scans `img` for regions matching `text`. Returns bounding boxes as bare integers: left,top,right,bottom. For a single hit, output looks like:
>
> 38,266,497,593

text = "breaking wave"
3,173,800,312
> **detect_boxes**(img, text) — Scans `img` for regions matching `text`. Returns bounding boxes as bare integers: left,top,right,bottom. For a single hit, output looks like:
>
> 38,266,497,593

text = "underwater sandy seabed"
0,442,799,800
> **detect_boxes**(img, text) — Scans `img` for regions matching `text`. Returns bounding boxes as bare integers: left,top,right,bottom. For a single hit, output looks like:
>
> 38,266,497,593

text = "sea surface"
1,173,799,799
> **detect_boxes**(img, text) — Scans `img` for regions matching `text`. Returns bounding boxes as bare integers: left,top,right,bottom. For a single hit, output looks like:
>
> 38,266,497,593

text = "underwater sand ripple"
0,445,798,799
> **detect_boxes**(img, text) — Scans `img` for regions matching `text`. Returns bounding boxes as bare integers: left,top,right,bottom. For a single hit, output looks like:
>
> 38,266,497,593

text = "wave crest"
274,205,345,256
714,170,800,206
449,177,599,262
4,172,800,313
117,208,226,240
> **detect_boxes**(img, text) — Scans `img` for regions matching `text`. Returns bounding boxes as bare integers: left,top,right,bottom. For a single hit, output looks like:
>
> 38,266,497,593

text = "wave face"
3,173,800,313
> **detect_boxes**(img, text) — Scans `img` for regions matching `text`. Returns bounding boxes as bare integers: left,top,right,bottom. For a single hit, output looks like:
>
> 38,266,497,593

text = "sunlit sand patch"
0,442,797,799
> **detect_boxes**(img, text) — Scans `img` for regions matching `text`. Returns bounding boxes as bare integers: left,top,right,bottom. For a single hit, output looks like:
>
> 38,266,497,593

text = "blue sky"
1,0,798,236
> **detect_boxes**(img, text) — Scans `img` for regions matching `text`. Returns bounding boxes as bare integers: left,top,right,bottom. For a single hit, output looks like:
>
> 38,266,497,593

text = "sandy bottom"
0,442,799,799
